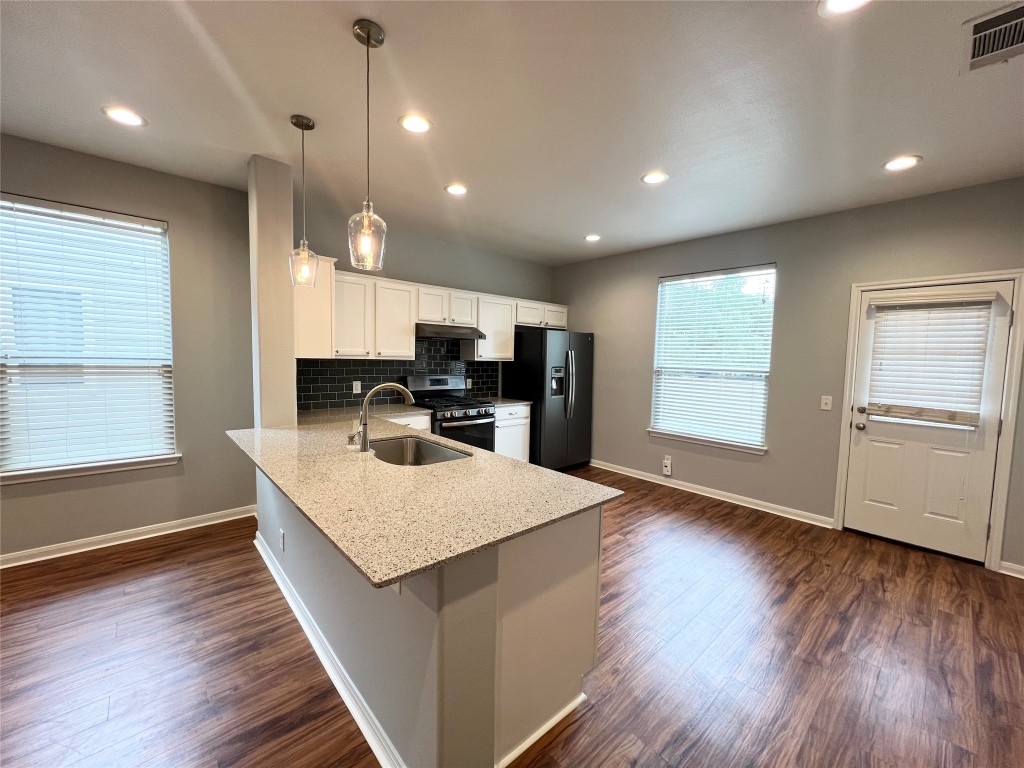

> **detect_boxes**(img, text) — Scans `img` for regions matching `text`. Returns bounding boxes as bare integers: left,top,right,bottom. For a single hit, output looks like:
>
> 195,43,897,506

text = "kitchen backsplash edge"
297,339,499,410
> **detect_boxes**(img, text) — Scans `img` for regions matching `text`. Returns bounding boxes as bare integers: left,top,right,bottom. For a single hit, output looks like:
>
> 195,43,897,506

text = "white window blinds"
651,266,776,449
0,195,175,472
867,301,992,426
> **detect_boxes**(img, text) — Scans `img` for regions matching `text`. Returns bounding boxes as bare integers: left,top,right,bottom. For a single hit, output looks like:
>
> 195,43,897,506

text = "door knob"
855,422,866,430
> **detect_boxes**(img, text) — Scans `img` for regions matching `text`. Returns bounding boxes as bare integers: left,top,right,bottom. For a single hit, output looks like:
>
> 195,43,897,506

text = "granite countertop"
227,418,621,587
297,403,430,427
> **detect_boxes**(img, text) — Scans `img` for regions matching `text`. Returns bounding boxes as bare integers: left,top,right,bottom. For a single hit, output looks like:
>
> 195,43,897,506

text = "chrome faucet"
353,383,416,452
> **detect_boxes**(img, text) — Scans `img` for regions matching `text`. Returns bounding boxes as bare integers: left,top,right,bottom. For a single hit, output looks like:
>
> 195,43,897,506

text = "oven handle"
440,418,496,428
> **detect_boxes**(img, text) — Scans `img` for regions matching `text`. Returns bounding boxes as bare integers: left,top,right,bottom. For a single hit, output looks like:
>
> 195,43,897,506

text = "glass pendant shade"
289,240,319,287
348,201,386,270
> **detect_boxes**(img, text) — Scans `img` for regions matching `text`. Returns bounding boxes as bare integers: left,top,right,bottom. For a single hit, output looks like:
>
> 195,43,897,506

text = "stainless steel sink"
369,436,470,466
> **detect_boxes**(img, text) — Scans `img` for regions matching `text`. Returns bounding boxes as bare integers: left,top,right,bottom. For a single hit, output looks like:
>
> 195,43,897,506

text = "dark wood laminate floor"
2,466,1022,767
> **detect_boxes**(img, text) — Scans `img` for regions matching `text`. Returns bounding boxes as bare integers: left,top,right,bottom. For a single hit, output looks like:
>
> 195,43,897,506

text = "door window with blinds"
866,296,995,427
649,266,776,452
0,194,176,475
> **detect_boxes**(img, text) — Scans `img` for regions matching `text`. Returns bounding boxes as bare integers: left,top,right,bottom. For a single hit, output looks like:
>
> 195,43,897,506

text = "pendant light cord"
300,128,307,241
365,39,371,204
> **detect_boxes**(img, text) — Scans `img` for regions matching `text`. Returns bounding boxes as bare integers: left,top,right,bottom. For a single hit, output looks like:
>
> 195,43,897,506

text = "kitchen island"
227,416,621,768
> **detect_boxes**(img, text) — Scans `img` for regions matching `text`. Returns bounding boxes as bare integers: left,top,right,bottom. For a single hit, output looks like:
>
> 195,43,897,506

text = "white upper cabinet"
543,304,568,329
464,296,515,361
515,301,545,326
417,286,448,324
418,286,478,327
516,301,568,328
299,273,562,361
449,291,478,326
294,257,336,359
334,273,375,358
374,281,417,360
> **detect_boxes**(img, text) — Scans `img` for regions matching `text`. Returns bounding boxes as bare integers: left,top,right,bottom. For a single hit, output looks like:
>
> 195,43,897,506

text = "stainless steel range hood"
415,323,486,340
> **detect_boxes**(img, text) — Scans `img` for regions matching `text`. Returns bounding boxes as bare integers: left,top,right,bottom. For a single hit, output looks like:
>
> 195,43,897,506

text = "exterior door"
844,280,1014,560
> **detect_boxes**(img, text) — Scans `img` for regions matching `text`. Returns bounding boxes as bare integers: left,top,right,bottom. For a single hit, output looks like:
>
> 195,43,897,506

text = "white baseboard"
999,561,1024,580
254,533,406,768
0,505,257,569
589,460,834,529
495,692,587,768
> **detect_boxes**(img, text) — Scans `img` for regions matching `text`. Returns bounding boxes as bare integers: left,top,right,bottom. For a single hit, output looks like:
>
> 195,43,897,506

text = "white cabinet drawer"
496,404,530,421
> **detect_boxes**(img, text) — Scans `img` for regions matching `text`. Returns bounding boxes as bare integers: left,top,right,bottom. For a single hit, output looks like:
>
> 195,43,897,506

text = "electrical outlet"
662,455,672,476
467,378,473,389
820,396,833,411
352,380,362,395
279,529,285,551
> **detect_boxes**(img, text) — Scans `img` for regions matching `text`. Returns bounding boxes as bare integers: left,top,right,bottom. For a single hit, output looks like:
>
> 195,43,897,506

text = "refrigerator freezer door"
539,330,570,469
565,333,594,466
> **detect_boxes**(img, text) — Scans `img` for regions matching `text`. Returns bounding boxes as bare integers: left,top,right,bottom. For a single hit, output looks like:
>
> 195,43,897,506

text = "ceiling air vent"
962,3,1024,72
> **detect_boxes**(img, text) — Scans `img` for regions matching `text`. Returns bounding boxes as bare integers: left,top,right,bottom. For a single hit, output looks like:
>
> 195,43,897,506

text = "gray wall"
553,178,1024,567
0,135,256,554
302,200,553,302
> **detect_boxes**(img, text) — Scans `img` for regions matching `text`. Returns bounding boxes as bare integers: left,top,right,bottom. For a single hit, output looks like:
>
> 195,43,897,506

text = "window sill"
647,429,767,455
0,454,182,485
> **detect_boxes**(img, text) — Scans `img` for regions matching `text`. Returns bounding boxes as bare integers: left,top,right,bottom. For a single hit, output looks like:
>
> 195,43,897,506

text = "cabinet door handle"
377,352,382,356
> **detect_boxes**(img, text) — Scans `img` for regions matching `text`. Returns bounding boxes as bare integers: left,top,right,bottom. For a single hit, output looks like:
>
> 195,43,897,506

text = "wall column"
247,155,295,428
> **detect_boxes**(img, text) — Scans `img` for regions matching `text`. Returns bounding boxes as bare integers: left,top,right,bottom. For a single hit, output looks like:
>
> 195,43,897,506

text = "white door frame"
833,268,1024,572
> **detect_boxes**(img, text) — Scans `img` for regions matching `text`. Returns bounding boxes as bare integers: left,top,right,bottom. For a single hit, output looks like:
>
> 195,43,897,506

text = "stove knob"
445,411,454,418
466,408,477,416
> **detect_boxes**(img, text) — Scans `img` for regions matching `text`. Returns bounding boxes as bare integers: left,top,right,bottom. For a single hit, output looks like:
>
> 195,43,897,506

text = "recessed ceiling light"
102,106,147,127
641,170,669,185
444,183,467,196
818,0,872,17
399,114,432,133
883,155,922,172
584,234,601,242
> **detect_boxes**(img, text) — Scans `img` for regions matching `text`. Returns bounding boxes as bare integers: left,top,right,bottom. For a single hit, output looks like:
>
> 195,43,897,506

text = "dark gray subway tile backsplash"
297,339,499,411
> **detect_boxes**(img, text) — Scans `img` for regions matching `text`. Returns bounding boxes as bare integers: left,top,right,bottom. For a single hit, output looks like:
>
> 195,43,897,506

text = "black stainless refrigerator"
501,329,593,470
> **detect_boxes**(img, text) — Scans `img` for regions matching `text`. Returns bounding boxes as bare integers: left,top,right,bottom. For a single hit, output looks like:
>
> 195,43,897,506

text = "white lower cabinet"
382,413,431,430
495,404,531,461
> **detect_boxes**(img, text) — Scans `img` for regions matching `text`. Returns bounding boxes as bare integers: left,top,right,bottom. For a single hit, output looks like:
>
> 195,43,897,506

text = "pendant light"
289,114,319,287
349,19,387,271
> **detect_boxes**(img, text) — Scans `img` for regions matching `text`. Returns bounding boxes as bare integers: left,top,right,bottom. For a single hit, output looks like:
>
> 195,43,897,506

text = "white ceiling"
2,1,1022,266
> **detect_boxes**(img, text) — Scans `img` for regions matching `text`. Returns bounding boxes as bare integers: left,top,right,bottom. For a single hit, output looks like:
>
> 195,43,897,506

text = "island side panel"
493,506,603,763
254,472,442,768
438,548,499,768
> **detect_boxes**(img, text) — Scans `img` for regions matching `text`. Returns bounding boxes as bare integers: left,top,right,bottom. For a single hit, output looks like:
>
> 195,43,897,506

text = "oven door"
435,417,496,451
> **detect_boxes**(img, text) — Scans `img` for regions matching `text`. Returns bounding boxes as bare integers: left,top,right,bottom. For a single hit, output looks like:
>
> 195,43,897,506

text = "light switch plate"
820,396,833,411
352,380,362,395
467,378,473,389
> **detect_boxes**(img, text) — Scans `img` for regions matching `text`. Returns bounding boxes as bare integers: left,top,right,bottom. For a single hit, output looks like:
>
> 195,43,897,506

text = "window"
649,266,776,452
867,300,993,426
0,194,176,477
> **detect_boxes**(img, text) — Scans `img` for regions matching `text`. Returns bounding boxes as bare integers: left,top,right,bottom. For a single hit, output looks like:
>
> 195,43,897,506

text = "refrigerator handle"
564,350,571,418
567,349,576,420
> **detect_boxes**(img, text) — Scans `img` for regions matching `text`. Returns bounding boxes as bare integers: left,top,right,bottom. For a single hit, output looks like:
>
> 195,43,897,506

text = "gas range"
404,375,496,451
417,396,496,420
